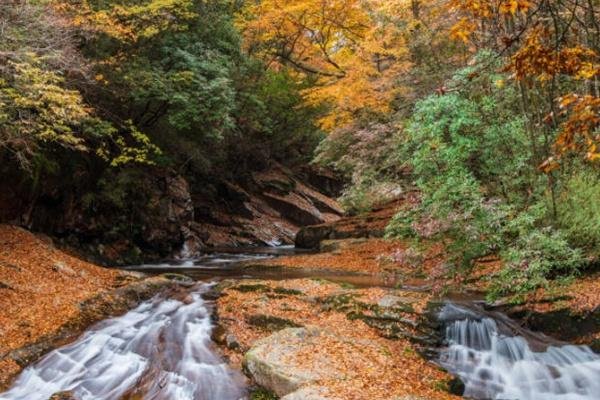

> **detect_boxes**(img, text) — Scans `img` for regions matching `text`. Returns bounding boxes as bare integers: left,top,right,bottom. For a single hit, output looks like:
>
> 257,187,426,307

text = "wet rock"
161,273,194,285
295,225,336,249
212,320,240,350
225,333,241,350
448,377,465,396
212,324,227,345
243,327,343,397
48,392,78,400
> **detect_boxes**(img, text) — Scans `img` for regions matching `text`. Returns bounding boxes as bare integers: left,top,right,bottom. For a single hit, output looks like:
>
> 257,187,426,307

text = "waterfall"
438,302,600,400
177,241,193,260
0,284,247,400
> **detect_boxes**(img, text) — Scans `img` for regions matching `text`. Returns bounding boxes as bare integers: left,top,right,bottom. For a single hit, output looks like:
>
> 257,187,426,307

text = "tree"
239,0,417,130
447,0,600,165
0,1,159,172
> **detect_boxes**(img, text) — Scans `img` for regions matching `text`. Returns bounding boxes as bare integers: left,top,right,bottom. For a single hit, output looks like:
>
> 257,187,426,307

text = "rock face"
141,173,194,255
187,163,343,250
0,162,342,265
82,169,196,265
243,327,343,397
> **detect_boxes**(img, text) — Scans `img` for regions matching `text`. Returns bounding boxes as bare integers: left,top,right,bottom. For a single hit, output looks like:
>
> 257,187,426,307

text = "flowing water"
438,302,600,400
127,246,402,288
3,248,600,400
0,283,246,400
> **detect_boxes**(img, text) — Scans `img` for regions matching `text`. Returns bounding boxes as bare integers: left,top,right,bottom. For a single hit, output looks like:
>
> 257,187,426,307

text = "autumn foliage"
2,0,600,303
239,0,421,129
448,0,599,164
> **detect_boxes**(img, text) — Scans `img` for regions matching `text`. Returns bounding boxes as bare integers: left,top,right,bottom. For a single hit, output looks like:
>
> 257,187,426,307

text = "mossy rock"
318,293,361,312
233,284,271,293
263,179,296,194
319,293,434,345
232,284,302,297
161,273,194,283
273,287,303,296
247,314,303,332
250,387,279,400
448,377,466,396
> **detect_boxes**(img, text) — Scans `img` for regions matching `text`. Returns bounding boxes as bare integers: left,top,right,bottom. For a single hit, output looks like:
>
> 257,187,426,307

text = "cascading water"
438,302,600,400
0,284,247,400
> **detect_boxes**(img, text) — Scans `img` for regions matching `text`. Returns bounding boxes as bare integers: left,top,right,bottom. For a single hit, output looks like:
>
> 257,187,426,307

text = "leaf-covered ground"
0,225,119,387
217,279,458,400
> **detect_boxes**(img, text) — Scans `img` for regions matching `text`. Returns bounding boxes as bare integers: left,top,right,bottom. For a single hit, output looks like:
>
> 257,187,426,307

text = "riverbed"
2,249,600,400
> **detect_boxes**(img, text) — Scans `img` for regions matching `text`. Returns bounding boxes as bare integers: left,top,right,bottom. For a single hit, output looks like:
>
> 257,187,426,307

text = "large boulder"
243,327,343,397
243,326,391,398
295,225,337,249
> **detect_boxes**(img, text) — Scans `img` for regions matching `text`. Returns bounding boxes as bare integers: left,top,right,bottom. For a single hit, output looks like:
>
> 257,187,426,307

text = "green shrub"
387,66,535,269
385,209,416,239
557,171,600,252
488,228,585,302
385,52,592,299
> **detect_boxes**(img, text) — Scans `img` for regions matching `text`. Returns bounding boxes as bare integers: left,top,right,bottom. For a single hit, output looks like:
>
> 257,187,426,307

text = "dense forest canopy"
1,0,599,300
0,0,324,251
0,0,324,172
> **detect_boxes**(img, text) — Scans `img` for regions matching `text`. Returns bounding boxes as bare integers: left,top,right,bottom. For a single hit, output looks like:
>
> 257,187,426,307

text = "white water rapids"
439,302,600,400
0,283,247,400
3,246,600,400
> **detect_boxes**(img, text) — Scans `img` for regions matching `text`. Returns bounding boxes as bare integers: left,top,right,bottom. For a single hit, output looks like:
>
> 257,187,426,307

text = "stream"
2,248,600,400
0,284,246,400
437,302,600,400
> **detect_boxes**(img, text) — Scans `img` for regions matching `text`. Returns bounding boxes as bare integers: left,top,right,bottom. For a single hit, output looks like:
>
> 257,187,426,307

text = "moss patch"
247,314,303,332
273,287,303,295
250,387,278,400
233,284,271,293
